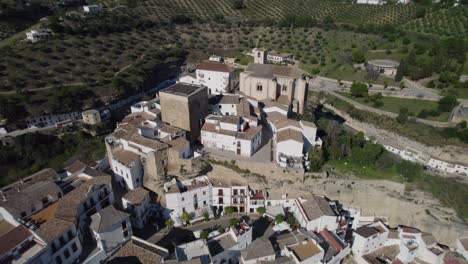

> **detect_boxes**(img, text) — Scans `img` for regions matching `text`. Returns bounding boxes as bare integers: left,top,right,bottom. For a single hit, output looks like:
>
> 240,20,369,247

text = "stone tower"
253,48,267,64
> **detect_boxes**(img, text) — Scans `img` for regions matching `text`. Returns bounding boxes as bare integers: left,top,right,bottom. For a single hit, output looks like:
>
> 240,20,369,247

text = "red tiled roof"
0,225,32,255
320,229,343,252
197,61,233,73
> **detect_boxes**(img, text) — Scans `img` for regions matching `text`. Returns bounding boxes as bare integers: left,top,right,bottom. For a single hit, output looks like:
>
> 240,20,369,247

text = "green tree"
181,212,192,224
275,214,285,224
200,230,209,239
350,82,368,98
352,50,366,63
203,211,210,221
308,148,324,172
229,217,239,226
256,206,266,214
438,96,458,112
395,62,404,82
396,160,422,182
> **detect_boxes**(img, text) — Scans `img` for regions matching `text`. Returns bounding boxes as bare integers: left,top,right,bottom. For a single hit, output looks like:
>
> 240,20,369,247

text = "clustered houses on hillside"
105,82,206,192
176,53,321,168
352,222,447,264
0,167,462,264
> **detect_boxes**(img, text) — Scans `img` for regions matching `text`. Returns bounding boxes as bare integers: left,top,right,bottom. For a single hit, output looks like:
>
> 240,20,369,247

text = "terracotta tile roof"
289,241,321,261
401,226,420,234
429,247,444,255
0,220,15,237
277,128,303,143
90,206,129,233
0,225,33,256
109,238,166,264
35,216,74,243
237,125,262,140
241,238,274,261
129,133,170,151
320,229,344,252
65,159,97,174
299,196,335,221
0,179,61,217
218,94,240,105
266,112,300,131
245,63,304,79
355,226,379,238
261,100,290,112
123,187,150,205
113,149,140,167
54,175,111,223
197,61,233,73
421,232,437,246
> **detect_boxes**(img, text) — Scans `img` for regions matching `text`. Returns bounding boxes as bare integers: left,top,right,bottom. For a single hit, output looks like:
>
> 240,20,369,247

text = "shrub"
218,227,225,233
224,206,234,214
350,82,368,98
275,214,285,224
256,206,266,214
181,212,192,224
230,218,239,226
165,219,174,227
438,96,458,112
352,50,366,63
200,230,209,239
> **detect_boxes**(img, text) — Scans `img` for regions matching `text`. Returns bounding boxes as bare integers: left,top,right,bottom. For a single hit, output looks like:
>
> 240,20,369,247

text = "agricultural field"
103,0,416,26
338,92,450,121
402,6,468,37
0,23,16,41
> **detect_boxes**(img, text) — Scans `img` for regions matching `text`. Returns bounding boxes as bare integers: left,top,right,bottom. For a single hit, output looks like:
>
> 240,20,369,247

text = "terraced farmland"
102,0,416,26
402,6,468,37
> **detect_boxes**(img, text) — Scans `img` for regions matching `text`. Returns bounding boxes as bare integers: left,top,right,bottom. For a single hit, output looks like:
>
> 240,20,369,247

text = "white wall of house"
263,106,288,116
352,231,388,256
122,196,151,229
276,140,303,161
166,186,212,217
50,225,82,264
218,103,237,116
25,112,81,128
111,158,142,190
93,218,132,254
196,69,233,94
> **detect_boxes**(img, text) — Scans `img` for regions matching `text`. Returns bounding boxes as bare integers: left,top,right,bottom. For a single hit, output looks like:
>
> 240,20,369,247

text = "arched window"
256,83,262,91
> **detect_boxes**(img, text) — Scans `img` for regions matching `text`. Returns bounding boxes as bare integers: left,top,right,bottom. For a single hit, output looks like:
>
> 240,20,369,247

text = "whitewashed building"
164,176,213,219
352,221,389,256
208,221,253,264
179,61,235,94
122,187,154,229
265,109,321,169
289,196,339,232
89,206,132,261
211,179,250,215
83,5,103,13
201,115,262,157
26,29,52,43
427,158,468,176
356,0,384,4
112,150,143,190
267,51,293,63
